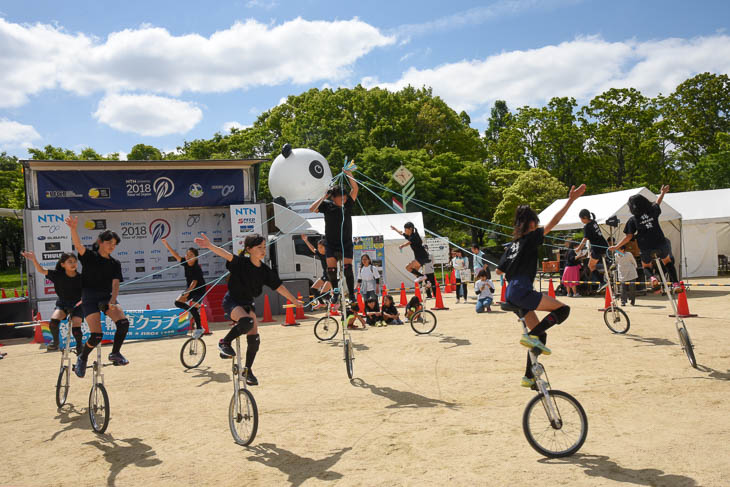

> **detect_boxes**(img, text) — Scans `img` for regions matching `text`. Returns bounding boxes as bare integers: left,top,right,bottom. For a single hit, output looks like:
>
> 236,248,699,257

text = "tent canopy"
537,187,682,231
304,212,424,240
664,189,730,225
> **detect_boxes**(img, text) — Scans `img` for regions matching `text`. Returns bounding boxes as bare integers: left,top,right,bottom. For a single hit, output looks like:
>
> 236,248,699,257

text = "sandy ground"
2,278,730,487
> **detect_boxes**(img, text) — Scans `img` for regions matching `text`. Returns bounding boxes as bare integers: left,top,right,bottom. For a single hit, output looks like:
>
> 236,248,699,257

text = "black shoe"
246,370,258,386
74,355,87,378
108,352,129,366
47,342,59,351
218,340,235,357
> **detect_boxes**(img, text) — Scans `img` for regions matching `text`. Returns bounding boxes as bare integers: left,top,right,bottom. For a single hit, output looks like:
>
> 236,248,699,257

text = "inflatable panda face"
268,147,333,202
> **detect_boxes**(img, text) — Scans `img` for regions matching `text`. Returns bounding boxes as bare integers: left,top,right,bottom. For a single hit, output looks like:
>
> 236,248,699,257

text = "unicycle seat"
500,302,530,318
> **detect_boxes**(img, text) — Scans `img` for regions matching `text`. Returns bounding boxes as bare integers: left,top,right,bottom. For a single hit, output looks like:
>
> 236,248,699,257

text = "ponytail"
579,209,595,221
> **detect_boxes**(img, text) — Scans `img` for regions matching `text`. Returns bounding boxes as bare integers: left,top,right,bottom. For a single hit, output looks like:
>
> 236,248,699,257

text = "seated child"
381,295,403,325
363,296,384,326
405,296,423,321
346,301,366,329
474,269,495,313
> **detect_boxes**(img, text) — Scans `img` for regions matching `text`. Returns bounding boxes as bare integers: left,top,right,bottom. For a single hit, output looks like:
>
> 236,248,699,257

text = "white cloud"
0,118,41,148
93,94,203,136
0,17,394,108
222,121,251,132
363,35,730,112
246,0,278,9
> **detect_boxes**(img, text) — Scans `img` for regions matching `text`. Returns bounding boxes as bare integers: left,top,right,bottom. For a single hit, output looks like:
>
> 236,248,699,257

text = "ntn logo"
234,207,256,215
37,214,65,223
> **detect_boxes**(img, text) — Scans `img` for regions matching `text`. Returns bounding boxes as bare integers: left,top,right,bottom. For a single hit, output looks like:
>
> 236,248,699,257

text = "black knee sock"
525,334,547,378
49,318,61,344
174,300,188,311
327,267,339,296
72,327,84,352
112,318,129,354
590,269,602,284
344,264,355,299
245,334,260,369
189,306,202,329
530,305,570,336
223,317,253,343
81,332,103,360
643,267,654,282
410,269,424,278
665,261,679,283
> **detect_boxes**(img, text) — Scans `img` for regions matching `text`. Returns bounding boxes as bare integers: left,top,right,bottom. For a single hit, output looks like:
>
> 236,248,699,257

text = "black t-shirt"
226,254,283,303
46,269,82,303
382,304,398,316
624,203,665,249
316,250,327,270
78,249,123,293
497,228,544,283
583,221,608,248
318,198,354,244
406,231,428,260
565,249,578,267
364,301,380,313
180,259,205,289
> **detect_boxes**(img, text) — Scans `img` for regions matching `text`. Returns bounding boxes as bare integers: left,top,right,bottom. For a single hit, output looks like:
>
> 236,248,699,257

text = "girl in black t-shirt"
363,296,383,326
22,251,84,352
391,222,432,286
162,238,207,338
300,235,332,310
195,232,301,386
66,217,131,377
575,209,608,286
496,184,584,388
381,295,403,325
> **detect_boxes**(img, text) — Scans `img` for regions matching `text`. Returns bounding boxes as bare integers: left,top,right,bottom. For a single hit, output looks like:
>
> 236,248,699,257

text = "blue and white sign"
230,204,264,255
37,169,245,210
29,209,73,298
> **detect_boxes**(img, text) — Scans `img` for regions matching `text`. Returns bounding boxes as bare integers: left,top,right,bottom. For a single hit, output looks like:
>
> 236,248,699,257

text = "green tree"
493,168,568,227
0,153,25,270
28,145,119,161
128,144,162,161
692,132,730,189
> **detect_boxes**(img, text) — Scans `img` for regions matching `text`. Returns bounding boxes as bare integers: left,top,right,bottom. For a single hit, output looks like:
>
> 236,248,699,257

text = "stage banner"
425,237,450,265
230,204,264,256
74,208,231,287
28,209,73,299
53,309,191,346
353,235,386,287
37,169,245,210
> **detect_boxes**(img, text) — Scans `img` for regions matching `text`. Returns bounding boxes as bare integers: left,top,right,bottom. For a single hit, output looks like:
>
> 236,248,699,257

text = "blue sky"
1,0,728,159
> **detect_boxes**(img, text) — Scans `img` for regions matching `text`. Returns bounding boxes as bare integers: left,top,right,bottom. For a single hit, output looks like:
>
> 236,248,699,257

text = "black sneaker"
47,342,59,351
218,340,235,358
246,370,259,386
74,355,87,378
108,352,129,366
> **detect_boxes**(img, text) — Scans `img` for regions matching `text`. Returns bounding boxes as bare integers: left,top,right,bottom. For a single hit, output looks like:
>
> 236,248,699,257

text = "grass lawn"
0,267,25,293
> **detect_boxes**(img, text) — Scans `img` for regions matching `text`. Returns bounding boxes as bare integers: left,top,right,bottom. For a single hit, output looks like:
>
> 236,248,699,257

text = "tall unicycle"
229,336,258,446
654,256,697,368
55,321,73,408
88,346,110,433
343,331,354,379
180,325,206,369
601,256,630,334
410,306,437,335
314,315,339,341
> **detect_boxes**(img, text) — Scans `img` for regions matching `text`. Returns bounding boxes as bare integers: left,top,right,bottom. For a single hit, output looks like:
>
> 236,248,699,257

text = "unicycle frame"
56,321,73,406
653,256,695,359
602,256,621,319
332,259,355,377
232,337,249,412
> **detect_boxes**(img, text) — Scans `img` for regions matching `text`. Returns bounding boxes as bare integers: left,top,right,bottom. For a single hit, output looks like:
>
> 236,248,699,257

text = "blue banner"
54,308,191,347
37,169,245,210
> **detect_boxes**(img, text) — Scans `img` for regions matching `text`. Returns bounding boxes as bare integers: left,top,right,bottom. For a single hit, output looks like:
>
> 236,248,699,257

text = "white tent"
538,187,683,275
664,189,730,277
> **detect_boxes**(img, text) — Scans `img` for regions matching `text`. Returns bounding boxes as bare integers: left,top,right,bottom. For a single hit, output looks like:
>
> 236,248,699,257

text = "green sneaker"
521,376,536,388
520,334,551,355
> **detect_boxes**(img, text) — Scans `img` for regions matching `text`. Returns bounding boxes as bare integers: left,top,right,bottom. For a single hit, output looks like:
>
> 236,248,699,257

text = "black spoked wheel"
180,338,207,369
344,338,354,379
56,365,70,408
314,316,339,341
602,306,630,334
410,310,438,335
523,389,588,458
677,324,697,368
229,389,258,446
88,383,110,434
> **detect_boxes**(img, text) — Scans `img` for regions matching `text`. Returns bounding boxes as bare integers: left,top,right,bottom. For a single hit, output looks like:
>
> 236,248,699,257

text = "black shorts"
414,253,431,266
590,246,606,260
222,292,255,319
319,272,329,283
639,239,672,265
55,300,83,319
325,240,354,260
187,288,206,303
81,289,113,318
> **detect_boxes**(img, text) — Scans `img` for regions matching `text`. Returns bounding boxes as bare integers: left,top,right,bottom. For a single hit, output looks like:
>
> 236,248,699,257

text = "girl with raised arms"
161,238,206,338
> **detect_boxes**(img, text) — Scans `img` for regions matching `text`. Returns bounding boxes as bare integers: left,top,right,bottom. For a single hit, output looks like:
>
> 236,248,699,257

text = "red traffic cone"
450,270,456,290
1,288,6,298
598,286,611,311
432,280,449,310
399,282,407,308
445,273,452,293
414,282,422,301
329,304,341,316
14,289,19,297
260,294,275,323
146,303,151,310
548,278,556,299
24,288,28,296
282,300,298,326
357,290,365,311
497,279,507,304
382,284,388,297
200,305,211,334
670,282,698,318
32,312,46,344
295,292,306,320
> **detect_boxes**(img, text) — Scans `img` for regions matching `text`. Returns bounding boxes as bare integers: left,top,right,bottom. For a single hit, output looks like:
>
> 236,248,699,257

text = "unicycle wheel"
314,316,339,341
180,337,207,369
229,389,258,446
677,325,697,368
410,310,437,334
56,365,70,408
89,383,110,434
523,389,588,458
602,306,630,334
344,338,354,379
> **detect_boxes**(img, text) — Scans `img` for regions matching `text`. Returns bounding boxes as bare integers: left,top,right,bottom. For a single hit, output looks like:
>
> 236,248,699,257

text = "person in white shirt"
614,246,638,306
474,269,495,313
357,254,381,301
451,249,470,303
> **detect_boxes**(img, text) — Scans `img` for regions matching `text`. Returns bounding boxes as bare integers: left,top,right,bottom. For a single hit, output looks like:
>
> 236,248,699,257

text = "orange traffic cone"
357,290,365,311
598,286,611,311
260,294,275,323
1,288,6,298
670,282,698,318
432,280,449,310
450,270,456,290
24,288,28,296
497,278,507,304
295,292,306,320
414,282,422,301
282,300,298,326
32,312,45,344
146,303,151,310
200,305,211,334
445,273,453,293
329,304,341,316
14,289,19,297
399,282,407,308
548,278,556,299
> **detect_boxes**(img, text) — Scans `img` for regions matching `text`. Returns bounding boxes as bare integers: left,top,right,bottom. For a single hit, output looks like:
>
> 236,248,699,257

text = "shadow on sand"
350,378,458,409
84,435,162,487
184,365,230,387
247,442,351,487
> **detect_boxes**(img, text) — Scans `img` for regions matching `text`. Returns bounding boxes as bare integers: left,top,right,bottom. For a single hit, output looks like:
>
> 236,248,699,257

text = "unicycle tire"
677,325,697,368
56,365,70,408
410,310,437,335
602,306,630,334
523,389,588,458
229,389,258,446
89,383,110,434
314,316,339,341
180,337,207,369
344,338,354,379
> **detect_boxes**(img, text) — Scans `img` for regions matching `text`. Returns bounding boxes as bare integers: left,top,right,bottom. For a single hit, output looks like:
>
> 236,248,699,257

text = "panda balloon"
268,144,333,203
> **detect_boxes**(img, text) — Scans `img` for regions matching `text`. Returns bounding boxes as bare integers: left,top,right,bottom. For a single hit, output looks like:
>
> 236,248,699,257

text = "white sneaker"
415,275,427,284
193,328,204,339
455,298,460,304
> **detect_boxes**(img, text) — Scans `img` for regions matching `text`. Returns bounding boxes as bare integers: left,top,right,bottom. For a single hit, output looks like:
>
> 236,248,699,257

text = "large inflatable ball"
268,144,333,202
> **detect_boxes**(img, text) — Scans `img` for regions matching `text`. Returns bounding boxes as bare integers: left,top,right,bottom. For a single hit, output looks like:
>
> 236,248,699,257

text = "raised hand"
64,215,78,229
21,250,36,261
194,233,212,249
660,185,670,194
568,184,586,201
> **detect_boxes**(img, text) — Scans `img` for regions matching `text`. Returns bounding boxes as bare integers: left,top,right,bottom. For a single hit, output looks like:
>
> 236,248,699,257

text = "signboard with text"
29,209,73,298
230,204,264,256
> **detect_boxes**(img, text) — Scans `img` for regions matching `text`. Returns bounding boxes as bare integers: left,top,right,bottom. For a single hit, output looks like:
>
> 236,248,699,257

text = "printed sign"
230,204,264,256
425,237,450,265
29,209,73,298
392,165,414,187
37,169,247,210
353,235,386,288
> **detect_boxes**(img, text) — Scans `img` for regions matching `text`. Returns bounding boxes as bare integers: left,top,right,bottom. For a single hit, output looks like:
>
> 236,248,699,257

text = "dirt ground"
2,278,729,487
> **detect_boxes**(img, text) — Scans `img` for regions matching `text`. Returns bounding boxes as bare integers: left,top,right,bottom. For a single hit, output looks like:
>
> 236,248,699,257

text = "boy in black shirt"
310,169,359,307
195,232,301,386
575,209,608,286
162,239,207,338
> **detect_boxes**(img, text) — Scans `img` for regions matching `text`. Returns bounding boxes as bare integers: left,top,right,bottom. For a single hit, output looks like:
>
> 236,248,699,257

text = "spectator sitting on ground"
474,269,495,313
381,295,403,325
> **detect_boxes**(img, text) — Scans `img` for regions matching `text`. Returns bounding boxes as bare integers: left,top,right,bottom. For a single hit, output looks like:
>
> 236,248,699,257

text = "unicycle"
55,322,73,408
180,324,206,369
314,314,340,341
88,346,111,434
229,336,258,446
501,302,588,458
601,256,630,334
409,296,438,335
654,257,697,368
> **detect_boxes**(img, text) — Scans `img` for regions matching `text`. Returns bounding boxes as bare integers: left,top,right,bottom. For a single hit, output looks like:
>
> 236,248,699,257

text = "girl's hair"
55,252,77,272
567,240,578,249
476,269,488,279
365,296,378,306
513,205,539,240
244,233,266,250
187,247,199,257
360,254,372,268
579,209,596,221
404,222,419,235
628,194,653,216
317,238,326,247
383,295,394,306
92,230,121,251
330,184,348,199
453,248,463,256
